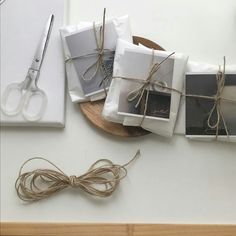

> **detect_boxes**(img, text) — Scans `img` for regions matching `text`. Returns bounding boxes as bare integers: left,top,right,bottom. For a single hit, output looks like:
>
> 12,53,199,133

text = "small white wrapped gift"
174,60,236,142
103,39,188,137
60,11,132,103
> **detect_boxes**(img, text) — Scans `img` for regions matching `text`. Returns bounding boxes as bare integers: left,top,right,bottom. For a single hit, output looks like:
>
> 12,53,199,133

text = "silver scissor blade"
30,14,54,72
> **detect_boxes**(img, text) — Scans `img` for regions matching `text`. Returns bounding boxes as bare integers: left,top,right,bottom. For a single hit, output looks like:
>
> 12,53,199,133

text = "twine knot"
97,49,104,56
214,96,221,103
69,175,80,188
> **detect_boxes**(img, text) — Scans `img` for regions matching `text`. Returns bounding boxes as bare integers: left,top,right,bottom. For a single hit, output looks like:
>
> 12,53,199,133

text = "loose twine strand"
114,53,236,139
65,8,114,92
15,150,140,202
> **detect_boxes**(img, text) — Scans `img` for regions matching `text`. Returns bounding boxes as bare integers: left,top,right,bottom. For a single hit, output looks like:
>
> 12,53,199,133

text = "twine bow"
15,150,140,202
65,8,114,91
206,57,229,138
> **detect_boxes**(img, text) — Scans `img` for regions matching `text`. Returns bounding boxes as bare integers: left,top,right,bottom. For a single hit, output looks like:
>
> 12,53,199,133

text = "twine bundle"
15,150,140,202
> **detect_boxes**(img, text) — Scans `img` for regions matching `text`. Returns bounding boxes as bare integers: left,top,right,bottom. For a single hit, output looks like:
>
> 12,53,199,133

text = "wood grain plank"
1,223,236,236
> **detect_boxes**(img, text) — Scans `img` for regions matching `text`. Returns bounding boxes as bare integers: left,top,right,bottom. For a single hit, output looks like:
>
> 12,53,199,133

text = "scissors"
1,15,54,121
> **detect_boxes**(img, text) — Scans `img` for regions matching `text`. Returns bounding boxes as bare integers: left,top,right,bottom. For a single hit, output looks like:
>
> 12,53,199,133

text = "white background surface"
1,0,236,223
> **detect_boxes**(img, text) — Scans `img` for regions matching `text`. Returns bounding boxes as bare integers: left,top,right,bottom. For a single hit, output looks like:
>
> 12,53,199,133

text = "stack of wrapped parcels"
60,10,236,143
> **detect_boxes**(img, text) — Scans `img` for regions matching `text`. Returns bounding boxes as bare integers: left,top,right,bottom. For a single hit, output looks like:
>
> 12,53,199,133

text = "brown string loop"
15,150,140,202
204,59,229,138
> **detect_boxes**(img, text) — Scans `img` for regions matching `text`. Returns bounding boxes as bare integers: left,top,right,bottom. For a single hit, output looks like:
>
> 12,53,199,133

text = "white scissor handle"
1,82,47,121
1,83,26,116
22,88,47,122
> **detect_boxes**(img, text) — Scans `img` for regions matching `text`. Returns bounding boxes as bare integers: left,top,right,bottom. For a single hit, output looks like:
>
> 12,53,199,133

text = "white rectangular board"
0,0,66,127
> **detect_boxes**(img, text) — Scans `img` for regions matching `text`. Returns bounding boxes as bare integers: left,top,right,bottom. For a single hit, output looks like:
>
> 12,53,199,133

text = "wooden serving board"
79,36,165,137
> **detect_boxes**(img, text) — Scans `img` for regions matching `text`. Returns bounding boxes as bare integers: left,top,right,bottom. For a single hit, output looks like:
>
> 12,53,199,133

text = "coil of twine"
15,150,140,202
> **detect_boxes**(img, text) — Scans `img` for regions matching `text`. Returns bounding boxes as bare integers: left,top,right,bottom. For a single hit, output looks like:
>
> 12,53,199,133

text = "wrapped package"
103,39,188,137
60,14,132,102
175,61,236,142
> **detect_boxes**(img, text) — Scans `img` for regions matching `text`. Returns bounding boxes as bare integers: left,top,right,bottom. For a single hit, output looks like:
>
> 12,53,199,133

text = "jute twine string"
65,8,114,92
15,150,140,202
114,54,236,139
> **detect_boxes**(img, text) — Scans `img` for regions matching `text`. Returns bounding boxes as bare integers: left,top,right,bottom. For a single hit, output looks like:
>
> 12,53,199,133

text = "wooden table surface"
1,223,236,236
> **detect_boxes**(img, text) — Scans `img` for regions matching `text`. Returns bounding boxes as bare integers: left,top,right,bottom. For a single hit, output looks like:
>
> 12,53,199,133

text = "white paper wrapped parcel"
0,0,65,127
174,61,236,142
60,16,132,103
103,39,188,137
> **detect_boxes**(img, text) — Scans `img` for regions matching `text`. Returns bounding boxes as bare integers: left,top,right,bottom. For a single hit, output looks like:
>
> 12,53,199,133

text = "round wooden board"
79,36,165,137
